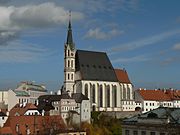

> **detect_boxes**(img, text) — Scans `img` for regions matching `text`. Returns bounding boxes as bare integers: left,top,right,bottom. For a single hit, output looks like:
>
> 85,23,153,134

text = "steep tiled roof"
114,69,131,84
75,50,118,82
4,115,66,135
138,89,171,101
0,127,13,134
9,103,38,116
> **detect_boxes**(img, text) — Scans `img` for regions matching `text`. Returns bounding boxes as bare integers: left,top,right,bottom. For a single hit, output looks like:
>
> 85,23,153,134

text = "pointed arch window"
85,84,88,98
123,85,126,100
127,86,130,100
99,85,103,107
92,84,96,103
113,86,117,107
107,85,110,107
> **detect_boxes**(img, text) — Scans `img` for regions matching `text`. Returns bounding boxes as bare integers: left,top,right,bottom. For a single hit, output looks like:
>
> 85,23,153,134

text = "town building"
3,115,65,135
135,89,180,113
9,103,41,116
63,19,134,112
0,81,48,111
122,107,180,135
15,81,48,104
38,93,91,124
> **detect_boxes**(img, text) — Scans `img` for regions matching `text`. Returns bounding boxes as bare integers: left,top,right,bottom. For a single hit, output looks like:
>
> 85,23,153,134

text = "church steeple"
66,11,74,50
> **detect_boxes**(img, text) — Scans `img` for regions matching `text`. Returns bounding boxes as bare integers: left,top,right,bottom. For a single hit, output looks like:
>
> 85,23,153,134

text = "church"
63,19,134,112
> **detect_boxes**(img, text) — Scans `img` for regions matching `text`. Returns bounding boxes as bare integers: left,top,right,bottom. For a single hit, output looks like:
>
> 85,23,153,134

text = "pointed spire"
66,11,74,50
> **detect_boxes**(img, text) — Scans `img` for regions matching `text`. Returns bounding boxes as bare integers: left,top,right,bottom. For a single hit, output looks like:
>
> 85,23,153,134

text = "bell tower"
64,12,76,95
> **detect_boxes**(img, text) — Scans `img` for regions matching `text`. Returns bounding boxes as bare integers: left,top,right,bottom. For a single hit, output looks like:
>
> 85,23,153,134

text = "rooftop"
114,69,132,84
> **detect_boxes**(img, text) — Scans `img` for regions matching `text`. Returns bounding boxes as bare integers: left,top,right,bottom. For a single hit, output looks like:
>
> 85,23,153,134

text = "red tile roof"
4,115,66,135
114,69,131,84
9,103,38,116
0,127,13,134
138,89,170,101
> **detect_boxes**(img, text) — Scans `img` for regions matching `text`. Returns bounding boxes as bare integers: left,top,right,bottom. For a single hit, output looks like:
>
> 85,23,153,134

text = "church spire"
66,11,74,50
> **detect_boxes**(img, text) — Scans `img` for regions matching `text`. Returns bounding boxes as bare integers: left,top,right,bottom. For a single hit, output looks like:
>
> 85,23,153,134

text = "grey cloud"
0,30,19,46
173,43,180,51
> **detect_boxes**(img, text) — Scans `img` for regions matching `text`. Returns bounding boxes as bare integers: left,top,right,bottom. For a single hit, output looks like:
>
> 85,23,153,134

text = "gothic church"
63,20,134,111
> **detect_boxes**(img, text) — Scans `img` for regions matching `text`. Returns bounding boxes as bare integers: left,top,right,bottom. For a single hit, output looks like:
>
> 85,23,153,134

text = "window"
141,131,146,135
71,60,73,68
150,132,156,135
127,86,131,100
68,60,70,67
146,103,148,106
85,84,88,98
71,74,73,80
133,130,138,135
113,86,117,107
68,74,70,80
107,85,110,107
125,130,130,135
99,85,103,107
92,84,96,103
2,117,4,120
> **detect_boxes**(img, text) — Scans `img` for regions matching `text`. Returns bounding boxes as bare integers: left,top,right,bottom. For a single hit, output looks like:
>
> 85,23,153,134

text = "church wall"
79,80,122,111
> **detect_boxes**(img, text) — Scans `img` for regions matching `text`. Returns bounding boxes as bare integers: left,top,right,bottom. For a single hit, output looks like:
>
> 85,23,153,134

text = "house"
135,89,180,113
3,115,66,135
38,92,91,124
122,107,180,135
63,19,134,112
9,103,41,116
15,81,48,104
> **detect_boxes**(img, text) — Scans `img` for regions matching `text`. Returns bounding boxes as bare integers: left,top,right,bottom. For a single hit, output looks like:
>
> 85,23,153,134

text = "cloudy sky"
0,0,180,91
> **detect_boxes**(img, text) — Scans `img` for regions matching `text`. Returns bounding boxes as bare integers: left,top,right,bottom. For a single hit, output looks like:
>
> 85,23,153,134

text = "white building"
63,20,134,112
135,89,180,113
15,81,48,104
8,89,30,111
39,93,91,124
9,103,41,116
0,90,8,106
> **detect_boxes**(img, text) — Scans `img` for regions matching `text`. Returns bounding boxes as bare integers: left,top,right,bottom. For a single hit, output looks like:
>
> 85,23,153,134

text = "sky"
0,0,180,91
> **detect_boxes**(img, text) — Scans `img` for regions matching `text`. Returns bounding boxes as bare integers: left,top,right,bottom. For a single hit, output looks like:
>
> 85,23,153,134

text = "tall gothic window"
107,85,110,107
92,84,96,103
71,74,73,80
68,50,70,56
85,84,88,98
71,60,73,68
127,86,130,100
99,85,103,107
114,86,117,107
68,60,70,67
123,85,126,100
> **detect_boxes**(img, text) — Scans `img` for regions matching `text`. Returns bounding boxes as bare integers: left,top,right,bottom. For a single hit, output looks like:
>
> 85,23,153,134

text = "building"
135,89,180,113
9,103,41,116
15,81,48,104
8,89,30,111
56,130,86,135
38,93,91,124
0,82,48,111
63,19,134,112
122,107,180,135
3,115,66,135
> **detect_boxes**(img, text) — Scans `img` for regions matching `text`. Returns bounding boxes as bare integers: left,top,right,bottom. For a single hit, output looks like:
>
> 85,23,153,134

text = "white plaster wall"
0,116,8,127
0,91,8,105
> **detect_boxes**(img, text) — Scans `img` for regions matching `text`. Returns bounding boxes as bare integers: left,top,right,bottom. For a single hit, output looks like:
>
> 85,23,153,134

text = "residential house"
122,107,180,135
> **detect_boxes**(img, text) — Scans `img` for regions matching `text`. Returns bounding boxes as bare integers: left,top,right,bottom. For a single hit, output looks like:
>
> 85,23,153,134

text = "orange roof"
0,127,13,134
138,89,172,101
114,69,131,84
9,103,38,116
4,115,66,135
